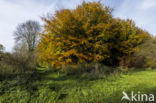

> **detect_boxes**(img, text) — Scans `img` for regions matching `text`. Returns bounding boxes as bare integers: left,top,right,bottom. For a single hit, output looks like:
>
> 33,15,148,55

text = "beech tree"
37,1,151,68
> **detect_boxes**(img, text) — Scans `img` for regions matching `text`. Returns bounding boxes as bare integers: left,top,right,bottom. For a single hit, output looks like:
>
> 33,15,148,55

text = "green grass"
0,69,156,103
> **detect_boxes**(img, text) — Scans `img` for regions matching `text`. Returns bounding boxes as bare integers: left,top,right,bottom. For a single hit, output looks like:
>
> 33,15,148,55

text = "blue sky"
0,0,156,51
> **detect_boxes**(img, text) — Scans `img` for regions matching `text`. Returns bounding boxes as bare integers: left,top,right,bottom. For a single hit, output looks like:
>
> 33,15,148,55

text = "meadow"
0,68,156,103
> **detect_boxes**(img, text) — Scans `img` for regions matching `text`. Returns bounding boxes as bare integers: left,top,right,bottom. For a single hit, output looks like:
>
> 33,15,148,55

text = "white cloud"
0,0,156,51
0,0,84,51
0,1,41,51
141,0,156,9
114,0,156,35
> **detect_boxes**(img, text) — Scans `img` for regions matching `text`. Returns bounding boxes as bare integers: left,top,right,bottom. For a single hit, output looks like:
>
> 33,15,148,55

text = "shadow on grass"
39,69,103,81
0,70,97,100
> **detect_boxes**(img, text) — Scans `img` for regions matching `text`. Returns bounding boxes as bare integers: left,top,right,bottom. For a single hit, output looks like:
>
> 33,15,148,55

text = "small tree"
13,20,41,73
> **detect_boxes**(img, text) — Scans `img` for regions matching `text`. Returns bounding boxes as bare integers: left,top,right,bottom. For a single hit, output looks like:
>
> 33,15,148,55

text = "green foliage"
37,1,151,68
0,69,156,103
0,61,15,78
0,45,37,78
132,38,156,68
0,53,16,78
12,44,37,73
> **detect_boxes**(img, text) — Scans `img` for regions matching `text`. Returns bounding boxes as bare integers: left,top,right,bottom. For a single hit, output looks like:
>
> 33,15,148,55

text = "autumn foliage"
37,1,151,68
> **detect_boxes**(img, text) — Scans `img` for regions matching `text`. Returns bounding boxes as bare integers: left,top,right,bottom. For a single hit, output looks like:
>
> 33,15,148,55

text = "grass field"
0,69,156,103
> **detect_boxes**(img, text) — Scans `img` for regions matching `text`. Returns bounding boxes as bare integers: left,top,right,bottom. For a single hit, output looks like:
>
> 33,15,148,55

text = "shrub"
0,46,37,79
0,61,15,78
12,43,37,73
132,38,156,68
129,54,145,68
61,63,115,75
11,51,37,73
120,54,145,69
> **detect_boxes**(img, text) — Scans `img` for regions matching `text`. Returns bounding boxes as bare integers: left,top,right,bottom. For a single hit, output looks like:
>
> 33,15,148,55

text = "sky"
0,0,156,51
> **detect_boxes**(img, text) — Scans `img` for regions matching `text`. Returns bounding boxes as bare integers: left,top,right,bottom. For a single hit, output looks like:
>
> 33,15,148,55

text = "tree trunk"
48,62,52,70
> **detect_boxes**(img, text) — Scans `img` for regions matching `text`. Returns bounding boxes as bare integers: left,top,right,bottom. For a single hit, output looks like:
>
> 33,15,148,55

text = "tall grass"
0,69,156,103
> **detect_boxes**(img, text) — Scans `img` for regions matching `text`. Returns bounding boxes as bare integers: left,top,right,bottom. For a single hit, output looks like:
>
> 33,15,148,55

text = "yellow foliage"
37,1,151,68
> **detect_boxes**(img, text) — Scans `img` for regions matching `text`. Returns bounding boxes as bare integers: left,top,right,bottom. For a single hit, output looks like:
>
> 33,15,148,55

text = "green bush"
132,38,156,68
0,48,37,79
0,61,15,78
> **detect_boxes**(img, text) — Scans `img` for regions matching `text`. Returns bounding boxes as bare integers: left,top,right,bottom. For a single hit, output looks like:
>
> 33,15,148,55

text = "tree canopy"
37,1,151,68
